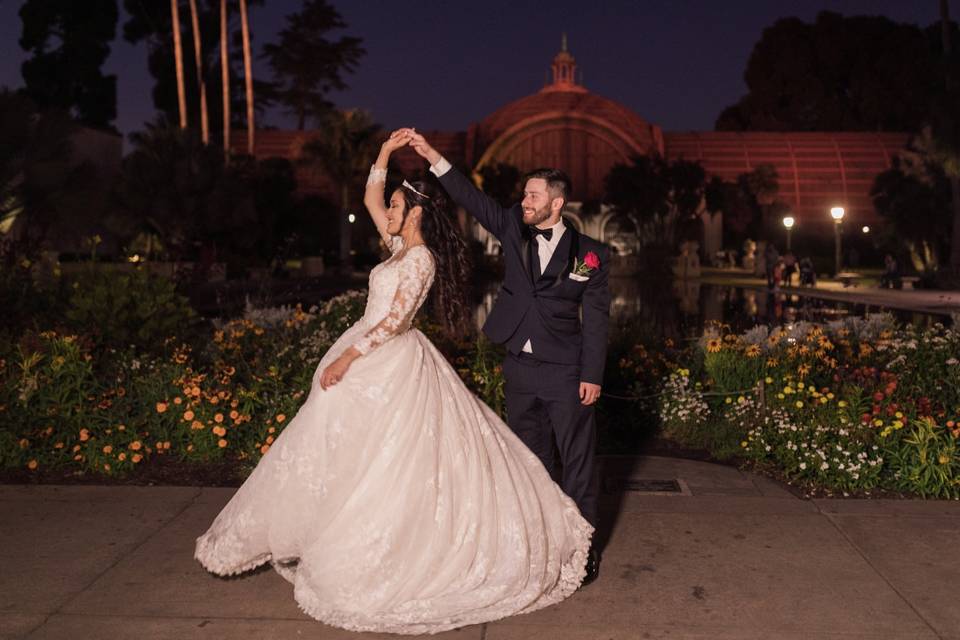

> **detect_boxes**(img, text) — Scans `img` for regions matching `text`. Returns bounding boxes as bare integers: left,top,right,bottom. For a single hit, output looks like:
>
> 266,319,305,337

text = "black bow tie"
529,226,553,241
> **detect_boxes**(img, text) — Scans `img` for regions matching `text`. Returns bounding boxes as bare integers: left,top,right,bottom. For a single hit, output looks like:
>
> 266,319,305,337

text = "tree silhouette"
18,0,119,130
261,0,365,130
717,11,957,132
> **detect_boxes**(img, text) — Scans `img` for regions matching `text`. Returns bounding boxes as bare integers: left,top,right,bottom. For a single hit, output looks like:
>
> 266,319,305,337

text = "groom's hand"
579,382,601,406
402,129,442,166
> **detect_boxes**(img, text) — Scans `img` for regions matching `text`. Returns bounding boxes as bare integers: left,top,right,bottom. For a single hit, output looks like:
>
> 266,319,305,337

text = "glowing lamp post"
830,206,845,276
782,216,795,251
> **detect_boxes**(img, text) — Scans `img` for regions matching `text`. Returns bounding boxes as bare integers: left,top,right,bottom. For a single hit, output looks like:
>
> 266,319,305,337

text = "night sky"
0,0,943,149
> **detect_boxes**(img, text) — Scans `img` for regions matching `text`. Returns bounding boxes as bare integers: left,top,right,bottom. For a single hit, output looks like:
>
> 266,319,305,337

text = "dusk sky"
0,0,943,148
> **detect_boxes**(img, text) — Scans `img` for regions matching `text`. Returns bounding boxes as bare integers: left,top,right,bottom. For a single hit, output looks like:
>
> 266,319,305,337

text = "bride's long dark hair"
396,179,470,338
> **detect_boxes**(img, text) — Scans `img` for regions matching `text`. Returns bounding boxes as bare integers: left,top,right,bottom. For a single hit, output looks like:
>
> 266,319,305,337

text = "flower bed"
660,315,960,497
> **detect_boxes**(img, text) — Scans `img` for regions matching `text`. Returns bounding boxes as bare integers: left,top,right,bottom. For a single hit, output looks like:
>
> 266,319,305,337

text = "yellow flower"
740,441,748,448
874,419,884,427
706,338,722,353
764,377,774,384
725,397,733,404
797,382,805,390
156,402,168,414
745,344,761,358
217,439,228,448
795,401,804,408
767,358,778,367
838,400,847,408
777,393,785,400
939,454,950,465
784,387,794,395
798,364,811,377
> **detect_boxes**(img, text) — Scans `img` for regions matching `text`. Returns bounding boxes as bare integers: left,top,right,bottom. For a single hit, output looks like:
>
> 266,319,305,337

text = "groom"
405,130,610,585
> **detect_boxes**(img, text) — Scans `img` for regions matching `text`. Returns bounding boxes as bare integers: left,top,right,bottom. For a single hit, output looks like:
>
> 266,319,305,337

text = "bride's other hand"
319,352,356,390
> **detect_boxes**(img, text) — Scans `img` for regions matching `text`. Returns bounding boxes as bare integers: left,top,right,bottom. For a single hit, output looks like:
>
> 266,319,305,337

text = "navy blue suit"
438,166,610,527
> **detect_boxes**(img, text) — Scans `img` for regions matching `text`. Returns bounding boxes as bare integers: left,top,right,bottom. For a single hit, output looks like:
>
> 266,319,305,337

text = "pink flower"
584,251,600,270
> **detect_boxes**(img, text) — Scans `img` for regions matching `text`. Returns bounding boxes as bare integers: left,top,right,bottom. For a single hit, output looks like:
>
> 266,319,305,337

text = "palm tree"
239,0,255,154
220,0,229,157
301,109,380,268
187,0,209,144
169,0,187,129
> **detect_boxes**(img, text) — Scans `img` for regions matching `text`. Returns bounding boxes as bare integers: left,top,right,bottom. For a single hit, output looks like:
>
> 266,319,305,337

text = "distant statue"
673,240,701,279
742,239,757,271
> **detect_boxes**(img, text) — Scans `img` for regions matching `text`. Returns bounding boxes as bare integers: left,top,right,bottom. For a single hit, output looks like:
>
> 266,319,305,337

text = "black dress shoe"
580,547,600,587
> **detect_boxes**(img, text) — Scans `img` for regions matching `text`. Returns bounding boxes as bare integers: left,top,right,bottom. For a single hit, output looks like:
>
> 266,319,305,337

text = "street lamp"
830,206,845,276
782,216,795,251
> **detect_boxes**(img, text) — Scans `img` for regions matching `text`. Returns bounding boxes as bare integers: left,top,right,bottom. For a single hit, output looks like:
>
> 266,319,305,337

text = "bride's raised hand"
381,129,411,154
407,131,441,165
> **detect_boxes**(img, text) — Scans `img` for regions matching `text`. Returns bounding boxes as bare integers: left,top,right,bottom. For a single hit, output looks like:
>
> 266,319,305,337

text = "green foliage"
662,317,960,497
63,267,196,353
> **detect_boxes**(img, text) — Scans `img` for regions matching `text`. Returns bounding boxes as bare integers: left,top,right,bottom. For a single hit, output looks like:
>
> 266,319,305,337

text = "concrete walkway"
3,456,960,639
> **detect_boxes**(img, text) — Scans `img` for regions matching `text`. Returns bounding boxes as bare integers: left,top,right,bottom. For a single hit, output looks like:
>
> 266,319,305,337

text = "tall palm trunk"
239,0,255,154
220,0,230,158
187,0,209,145
170,0,187,129
942,0,960,273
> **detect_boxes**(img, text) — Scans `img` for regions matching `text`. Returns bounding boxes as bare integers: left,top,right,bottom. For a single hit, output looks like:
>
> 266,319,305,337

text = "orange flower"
265,435,274,444
79,429,90,442
217,439,228,448
156,402,168,413
276,414,286,423
73,454,83,461
163,441,171,450
209,396,219,405
118,452,127,461
183,410,195,421
213,426,226,437
229,410,239,420
129,441,142,451
214,413,224,423
18,438,29,449
117,424,126,431
102,445,113,454
191,420,204,430
260,444,270,454
173,397,183,405
132,454,142,463
72,444,81,452
27,459,38,470
103,463,111,472
268,426,276,434
54,442,64,449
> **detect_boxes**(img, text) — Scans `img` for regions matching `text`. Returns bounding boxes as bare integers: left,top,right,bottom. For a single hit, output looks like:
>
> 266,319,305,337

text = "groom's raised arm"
408,131,509,239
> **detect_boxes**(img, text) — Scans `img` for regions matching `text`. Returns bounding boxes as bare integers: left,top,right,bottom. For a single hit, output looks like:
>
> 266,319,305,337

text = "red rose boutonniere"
573,251,600,276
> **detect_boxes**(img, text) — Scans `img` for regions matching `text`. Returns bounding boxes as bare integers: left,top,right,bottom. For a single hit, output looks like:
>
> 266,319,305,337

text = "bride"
194,130,593,635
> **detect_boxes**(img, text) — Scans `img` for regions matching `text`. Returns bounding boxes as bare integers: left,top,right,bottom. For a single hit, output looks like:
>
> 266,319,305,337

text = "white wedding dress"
194,237,593,635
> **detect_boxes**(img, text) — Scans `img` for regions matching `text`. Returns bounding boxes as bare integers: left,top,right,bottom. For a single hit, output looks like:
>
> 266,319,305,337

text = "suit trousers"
502,351,599,529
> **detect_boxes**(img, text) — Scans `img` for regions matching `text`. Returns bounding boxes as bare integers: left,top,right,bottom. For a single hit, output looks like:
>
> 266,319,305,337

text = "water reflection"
473,278,952,339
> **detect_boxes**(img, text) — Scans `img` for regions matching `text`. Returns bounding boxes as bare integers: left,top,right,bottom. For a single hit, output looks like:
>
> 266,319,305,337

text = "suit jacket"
438,166,611,385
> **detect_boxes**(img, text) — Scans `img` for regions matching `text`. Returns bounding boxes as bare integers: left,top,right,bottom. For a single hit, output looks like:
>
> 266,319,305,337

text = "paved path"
3,456,960,639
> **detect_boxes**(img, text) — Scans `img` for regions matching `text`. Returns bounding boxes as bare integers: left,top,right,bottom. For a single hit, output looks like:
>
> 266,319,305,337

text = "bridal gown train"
194,237,593,635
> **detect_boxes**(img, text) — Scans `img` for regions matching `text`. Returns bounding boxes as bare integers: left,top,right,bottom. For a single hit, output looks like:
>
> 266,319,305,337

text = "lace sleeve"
353,247,435,355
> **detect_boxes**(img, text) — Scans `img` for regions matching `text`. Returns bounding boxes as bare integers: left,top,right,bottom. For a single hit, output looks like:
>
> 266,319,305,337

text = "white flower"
799,462,807,470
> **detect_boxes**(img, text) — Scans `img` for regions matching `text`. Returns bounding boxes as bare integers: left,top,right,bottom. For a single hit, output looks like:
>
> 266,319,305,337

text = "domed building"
242,38,909,262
